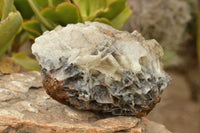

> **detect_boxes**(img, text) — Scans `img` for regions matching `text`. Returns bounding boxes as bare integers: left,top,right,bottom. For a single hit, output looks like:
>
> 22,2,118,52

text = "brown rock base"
0,72,171,133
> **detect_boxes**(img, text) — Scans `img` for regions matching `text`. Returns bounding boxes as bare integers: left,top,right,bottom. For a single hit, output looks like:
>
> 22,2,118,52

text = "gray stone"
124,0,191,51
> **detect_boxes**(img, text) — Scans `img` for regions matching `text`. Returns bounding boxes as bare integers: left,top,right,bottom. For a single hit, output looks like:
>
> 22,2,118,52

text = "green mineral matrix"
32,22,170,117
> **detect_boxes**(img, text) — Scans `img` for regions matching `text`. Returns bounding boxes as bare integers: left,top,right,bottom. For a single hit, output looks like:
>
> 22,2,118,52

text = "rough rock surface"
124,0,191,66
124,0,191,50
0,72,171,133
32,22,170,116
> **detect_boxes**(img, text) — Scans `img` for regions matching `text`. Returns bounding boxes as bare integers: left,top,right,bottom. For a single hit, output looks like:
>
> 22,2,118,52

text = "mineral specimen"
32,22,170,117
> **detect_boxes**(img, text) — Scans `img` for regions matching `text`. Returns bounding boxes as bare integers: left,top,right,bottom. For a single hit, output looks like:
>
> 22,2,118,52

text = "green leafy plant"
0,0,132,72
19,0,132,38
0,0,22,58
0,0,41,73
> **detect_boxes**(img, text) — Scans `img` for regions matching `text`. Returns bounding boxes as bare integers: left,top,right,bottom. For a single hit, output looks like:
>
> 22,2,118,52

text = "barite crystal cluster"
32,22,170,117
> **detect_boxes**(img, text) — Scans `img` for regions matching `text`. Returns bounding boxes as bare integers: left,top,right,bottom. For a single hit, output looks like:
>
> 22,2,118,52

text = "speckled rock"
0,72,171,133
124,0,191,66
124,0,191,50
142,117,172,133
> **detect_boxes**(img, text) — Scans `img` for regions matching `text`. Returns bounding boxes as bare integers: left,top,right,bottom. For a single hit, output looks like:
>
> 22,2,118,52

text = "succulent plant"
0,0,43,72
32,22,170,117
14,0,132,38
0,0,23,58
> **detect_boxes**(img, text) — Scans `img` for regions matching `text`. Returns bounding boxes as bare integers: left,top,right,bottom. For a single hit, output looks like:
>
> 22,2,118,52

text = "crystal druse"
32,22,170,117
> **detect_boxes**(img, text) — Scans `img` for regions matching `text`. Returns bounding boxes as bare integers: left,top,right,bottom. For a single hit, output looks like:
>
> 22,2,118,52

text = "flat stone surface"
0,71,171,133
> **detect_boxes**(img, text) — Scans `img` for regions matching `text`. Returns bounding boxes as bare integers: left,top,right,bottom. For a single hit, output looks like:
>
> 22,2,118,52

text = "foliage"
0,0,132,72
16,0,132,38
0,0,22,58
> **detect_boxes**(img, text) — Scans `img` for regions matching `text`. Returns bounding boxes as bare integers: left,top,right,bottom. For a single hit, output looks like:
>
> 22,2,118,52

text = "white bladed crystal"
32,22,165,81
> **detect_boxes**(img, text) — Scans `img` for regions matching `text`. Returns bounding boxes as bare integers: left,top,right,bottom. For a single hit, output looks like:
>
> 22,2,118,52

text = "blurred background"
0,0,200,133
124,0,200,133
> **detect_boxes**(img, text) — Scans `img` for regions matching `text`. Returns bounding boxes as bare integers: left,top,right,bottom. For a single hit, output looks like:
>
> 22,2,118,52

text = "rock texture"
0,72,171,133
124,0,191,50
32,22,170,116
124,0,191,66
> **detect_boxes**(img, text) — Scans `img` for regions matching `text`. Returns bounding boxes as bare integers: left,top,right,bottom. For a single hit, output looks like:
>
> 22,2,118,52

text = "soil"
148,70,200,133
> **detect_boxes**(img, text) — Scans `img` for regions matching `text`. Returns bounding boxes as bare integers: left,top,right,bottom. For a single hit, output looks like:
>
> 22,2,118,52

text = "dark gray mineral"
32,22,170,117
